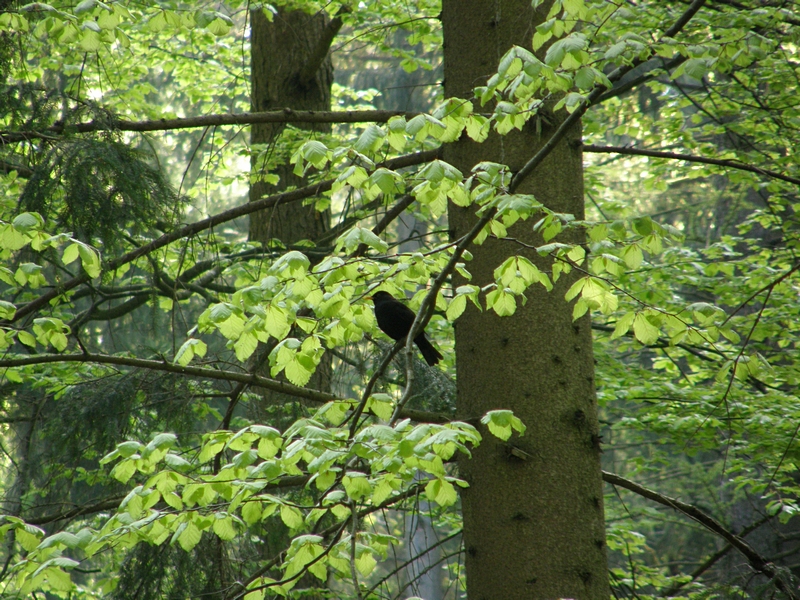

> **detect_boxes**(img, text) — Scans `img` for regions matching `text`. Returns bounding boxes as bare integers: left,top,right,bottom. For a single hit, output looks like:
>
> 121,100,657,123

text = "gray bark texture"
442,1,610,598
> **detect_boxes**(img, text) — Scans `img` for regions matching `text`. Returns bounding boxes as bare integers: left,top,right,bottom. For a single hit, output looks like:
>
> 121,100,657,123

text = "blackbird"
370,291,443,366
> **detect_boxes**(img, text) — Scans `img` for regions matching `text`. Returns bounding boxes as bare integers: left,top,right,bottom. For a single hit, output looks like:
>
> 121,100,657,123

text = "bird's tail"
415,336,443,366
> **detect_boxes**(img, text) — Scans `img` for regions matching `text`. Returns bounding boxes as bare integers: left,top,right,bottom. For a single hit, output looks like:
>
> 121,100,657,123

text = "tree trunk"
442,1,610,598
245,9,340,597
249,6,336,245
248,6,338,410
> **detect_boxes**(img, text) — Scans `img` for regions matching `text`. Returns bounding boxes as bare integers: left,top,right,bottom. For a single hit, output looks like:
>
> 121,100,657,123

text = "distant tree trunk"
245,9,340,596
249,6,340,407
249,6,337,245
442,1,610,599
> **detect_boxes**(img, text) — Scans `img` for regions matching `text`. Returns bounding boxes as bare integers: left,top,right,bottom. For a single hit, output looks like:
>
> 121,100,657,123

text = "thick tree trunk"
442,1,610,599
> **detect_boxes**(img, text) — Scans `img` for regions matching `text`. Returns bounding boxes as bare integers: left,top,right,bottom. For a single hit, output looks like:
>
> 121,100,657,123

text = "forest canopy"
2,0,800,599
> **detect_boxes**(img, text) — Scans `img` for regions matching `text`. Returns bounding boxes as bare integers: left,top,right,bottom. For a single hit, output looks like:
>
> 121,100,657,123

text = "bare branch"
662,514,772,596
583,144,800,187
0,353,449,424
603,470,798,599
365,529,461,596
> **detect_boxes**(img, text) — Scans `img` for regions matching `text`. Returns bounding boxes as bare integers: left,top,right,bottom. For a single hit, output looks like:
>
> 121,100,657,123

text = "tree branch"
230,480,429,599
24,496,126,526
583,144,800,187
365,529,461,597
603,470,797,599
74,293,151,325
6,147,441,325
298,10,347,85
595,55,687,103
26,473,313,527
0,353,449,424
0,160,33,178
0,109,425,142
662,514,772,596
353,194,417,256
511,0,708,191
391,205,500,425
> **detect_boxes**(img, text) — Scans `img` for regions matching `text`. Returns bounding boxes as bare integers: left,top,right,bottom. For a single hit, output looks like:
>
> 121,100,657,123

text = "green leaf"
77,243,101,278
367,394,393,421
466,115,490,142
446,294,467,321
16,528,42,551
12,212,43,232
206,16,231,35
633,313,660,345
110,460,136,484
234,331,258,362
622,244,643,269
425,478,458,506
242,501,262,525
61,243,79,265
481,410,526,441
486,289,516,316
174,338,204,366
354,124,385,154
301,140,329,168
342,473,371,500
177,521,202,551
611,312,635,340
285,357,313,387
265,305,290,340
17,330,36,348
212,514,238,540
280,505,303,529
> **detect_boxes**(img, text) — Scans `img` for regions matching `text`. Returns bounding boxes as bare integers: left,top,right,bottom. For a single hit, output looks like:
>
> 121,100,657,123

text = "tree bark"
442,1,610,598
249,6,336,245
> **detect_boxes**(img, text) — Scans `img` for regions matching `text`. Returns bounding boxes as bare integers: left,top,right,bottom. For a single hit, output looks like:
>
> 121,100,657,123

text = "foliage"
20,137,184,249
1,0,800,598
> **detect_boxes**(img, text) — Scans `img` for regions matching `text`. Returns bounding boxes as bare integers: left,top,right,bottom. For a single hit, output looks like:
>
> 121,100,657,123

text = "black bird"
370,291,443,366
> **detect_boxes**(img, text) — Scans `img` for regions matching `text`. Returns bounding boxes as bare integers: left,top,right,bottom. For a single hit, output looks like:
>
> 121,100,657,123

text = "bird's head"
368,290,394,303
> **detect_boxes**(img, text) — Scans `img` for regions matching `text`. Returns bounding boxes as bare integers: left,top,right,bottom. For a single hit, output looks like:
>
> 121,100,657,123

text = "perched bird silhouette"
370,291,443,366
